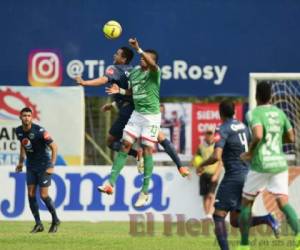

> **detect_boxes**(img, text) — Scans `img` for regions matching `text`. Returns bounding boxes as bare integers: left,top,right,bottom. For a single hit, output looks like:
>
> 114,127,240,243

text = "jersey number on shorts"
238,132,249,152
150,125,159,138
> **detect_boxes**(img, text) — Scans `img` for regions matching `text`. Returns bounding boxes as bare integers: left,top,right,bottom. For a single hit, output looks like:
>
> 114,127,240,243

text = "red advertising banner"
192,103,243,154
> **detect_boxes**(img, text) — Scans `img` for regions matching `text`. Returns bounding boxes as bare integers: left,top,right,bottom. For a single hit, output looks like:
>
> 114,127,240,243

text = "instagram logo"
28,49,62,86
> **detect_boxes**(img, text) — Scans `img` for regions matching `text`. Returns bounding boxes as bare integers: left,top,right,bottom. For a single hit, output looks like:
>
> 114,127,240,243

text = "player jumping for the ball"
98,38,164,207
76,47,189,177
16,107,60,233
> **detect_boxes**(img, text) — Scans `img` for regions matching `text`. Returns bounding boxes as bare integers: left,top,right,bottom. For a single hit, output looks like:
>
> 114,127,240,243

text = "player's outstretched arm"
75,75,109,86
129,38,158,71
197,147,222,175
16,144,25,172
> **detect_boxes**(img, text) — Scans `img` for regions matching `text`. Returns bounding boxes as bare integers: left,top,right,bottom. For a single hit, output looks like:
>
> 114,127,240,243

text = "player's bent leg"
157,131,189,177
276,194,300,237
213,210,229,250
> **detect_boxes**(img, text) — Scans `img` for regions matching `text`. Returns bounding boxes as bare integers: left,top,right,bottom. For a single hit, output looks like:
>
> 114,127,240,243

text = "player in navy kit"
197,101,279,250
16,107,60,233
76,47,138,158
77,47,189,177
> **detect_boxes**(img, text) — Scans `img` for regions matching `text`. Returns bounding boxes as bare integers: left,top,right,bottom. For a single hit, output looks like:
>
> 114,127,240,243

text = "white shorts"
123,111,161,148
242,170,288,200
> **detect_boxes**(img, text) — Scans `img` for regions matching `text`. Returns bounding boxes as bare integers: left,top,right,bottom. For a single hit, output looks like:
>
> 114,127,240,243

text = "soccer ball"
103,20,122,39
192,155,203,168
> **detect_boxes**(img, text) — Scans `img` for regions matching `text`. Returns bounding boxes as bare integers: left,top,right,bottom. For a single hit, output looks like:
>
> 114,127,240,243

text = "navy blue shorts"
214,175,246,212
26,169,52,187
109,104,134,140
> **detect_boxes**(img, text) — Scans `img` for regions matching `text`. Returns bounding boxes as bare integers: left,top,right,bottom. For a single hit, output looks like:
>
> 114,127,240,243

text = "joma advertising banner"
1,166,299,221
0,86,85,166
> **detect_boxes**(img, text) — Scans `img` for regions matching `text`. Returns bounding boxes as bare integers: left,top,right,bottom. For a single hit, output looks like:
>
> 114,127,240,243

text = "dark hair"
120,47,134,64
144,49,159,63
256,81,271,104
20,107,32,114
219,100,235,119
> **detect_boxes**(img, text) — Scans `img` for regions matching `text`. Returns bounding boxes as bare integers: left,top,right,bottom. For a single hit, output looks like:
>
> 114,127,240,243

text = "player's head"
113,47,134,65
140,49,159,68
256,81,272,105
20,107,33,127
204,126,215,143
219,100,235,120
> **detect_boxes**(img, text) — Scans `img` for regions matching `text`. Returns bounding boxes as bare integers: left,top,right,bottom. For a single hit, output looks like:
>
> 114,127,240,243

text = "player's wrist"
119,88,126,95
137,48,144,54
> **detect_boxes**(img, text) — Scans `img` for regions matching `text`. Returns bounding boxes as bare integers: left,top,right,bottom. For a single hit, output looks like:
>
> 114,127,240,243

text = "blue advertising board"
0,0,300,96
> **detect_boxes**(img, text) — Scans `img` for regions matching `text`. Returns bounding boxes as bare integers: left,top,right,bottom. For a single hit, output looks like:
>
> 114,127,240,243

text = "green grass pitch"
0,221,296,250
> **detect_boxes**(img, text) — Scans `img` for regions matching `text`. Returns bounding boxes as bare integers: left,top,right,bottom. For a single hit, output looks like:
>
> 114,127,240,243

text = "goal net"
249,73,300,166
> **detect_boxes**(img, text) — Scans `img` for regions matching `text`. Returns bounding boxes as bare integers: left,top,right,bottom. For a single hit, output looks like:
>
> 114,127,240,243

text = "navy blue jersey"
104,64,134,108
215,119,250,176
16,124,53,170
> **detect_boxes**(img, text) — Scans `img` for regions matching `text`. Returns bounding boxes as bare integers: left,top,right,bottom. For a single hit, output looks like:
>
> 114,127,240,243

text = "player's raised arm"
129,38,158,71
75,75,109,86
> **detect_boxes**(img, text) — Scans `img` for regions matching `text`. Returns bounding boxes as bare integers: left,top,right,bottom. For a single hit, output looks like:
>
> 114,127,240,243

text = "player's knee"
40,194,49,201
142,146,153,156
275,195,289,209
121,140,132,152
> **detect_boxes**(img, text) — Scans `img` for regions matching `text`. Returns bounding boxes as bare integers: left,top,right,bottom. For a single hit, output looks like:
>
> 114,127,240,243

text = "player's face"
113,49,126,64
204,131,214,142
20,112,33,127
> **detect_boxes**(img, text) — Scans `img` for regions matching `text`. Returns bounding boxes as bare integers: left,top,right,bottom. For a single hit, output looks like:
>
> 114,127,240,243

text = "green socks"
281,203,300,235
239,205,252,245
109,151,128,185
141,155,154,193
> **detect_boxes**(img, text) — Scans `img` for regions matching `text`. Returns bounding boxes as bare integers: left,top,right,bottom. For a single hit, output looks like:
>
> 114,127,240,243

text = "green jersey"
247,105,292,173
128,66,161,114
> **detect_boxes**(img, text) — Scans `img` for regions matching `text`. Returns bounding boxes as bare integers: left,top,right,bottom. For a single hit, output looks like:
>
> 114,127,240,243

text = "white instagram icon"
31,52,60,84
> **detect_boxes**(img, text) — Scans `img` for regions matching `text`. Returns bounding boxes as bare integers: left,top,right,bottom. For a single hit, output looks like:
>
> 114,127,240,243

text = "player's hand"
15,163,23,172
105,83,120,95
101,103,112,112
240,152,252,161
46,167,54,175
196,166,204,175
129,38,140,50
75,76,85,86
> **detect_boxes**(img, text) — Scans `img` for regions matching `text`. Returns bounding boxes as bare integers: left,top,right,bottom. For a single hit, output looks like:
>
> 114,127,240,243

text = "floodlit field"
0,221,296,250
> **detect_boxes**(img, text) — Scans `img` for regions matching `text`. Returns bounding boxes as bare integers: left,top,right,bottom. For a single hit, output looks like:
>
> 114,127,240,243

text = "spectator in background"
192,126,221,220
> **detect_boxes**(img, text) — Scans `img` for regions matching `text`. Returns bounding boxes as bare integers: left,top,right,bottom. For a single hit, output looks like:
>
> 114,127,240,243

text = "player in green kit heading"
98,38,161,207
237,82,300,250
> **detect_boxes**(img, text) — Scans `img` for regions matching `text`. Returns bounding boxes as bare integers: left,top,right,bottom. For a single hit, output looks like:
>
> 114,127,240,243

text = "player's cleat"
48,220,60,233
134,192,149,207
236,245,250,250
179,166,189,177
136,149,144,174
97,183,114,195
268,213,280,238
30,223,44,233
